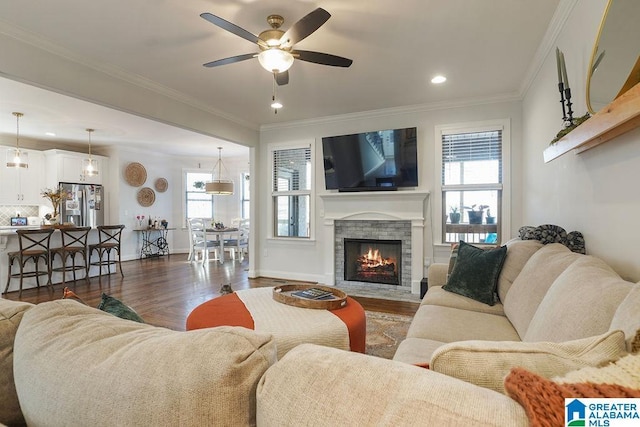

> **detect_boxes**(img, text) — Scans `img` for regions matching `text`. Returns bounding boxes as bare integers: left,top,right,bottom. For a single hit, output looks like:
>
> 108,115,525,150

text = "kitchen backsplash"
0,206,39,226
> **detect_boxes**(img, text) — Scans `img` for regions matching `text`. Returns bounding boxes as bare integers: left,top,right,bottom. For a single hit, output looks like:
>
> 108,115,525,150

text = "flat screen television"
321,127,418,191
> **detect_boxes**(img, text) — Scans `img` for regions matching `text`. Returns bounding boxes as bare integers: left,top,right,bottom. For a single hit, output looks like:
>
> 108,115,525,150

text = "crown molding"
0,20,259,131
260,92,521,132
518,0,579,98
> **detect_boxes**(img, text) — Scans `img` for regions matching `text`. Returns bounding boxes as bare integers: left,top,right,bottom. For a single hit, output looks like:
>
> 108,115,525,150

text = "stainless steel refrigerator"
59,182,104,227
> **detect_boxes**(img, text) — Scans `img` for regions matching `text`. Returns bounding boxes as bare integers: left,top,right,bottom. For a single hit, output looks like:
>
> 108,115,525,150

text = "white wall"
257,100,523,284
522,0,640,281
106,147,250,261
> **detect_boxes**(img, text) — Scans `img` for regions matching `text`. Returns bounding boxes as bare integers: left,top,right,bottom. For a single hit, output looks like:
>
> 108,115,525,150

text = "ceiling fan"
200,8,353,86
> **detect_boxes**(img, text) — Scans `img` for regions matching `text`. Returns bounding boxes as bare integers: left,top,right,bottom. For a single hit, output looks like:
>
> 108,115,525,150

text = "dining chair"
89,225,125,277
50,226,91,286
4,228,55,297
225,218,249,262
188,218,219,263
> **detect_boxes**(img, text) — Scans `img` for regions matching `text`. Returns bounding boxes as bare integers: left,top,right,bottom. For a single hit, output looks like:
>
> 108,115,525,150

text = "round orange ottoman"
186,287,366,357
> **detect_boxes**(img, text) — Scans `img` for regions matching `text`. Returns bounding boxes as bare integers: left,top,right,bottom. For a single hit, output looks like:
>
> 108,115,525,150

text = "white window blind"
442,130,502,185
272,147,311,192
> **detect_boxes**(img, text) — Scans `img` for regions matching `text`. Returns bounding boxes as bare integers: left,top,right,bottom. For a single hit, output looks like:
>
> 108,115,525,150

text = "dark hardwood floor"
3,255,419,331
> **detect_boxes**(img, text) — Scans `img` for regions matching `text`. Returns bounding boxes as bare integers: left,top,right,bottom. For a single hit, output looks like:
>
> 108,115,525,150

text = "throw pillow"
97,293,145,323
555,352,640,388
609,282,640,353
430,330,627,393
442,240,507,305
504,364,640,427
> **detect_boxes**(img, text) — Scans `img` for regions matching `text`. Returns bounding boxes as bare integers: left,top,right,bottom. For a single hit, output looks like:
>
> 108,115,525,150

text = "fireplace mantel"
319,191,429,222
319,191,429,294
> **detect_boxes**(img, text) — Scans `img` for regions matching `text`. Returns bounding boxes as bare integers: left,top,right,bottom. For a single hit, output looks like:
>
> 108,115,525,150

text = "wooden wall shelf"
543,82,640,163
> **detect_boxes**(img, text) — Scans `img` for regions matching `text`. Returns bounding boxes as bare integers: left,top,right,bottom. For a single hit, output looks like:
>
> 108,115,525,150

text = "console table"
135,228,174,259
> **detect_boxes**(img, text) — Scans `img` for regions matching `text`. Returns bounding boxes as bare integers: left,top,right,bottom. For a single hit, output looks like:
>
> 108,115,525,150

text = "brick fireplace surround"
319,191,429,295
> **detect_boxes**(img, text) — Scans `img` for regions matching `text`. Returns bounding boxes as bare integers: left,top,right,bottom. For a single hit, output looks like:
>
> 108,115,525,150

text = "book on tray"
291,288,335,300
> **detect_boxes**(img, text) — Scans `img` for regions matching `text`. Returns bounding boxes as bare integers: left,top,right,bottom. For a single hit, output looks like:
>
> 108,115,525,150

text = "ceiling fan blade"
294,50,353,67
203,53,256,68
275,71,289,86
279,8,331,48
200,12,265,47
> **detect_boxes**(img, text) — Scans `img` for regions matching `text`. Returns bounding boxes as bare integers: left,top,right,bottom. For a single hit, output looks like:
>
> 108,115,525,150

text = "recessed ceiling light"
45,132,56,136
271,100,283,109
431,75,447,84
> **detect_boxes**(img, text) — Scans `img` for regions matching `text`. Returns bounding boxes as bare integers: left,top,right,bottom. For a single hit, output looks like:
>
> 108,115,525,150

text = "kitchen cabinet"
44,149,107,186
0,146,45,205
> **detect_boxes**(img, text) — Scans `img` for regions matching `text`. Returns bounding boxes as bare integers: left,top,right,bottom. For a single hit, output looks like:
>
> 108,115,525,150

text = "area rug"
365,311,412,359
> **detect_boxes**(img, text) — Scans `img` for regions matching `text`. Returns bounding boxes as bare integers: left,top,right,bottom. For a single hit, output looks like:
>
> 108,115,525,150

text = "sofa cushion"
442,241,507,306
392,337,447,365
13,300,277,427
256,344,528,427
0,299,33,426
524,256,634,343
429,330,627,393
609,282,640,353
503,243,580,339
406,305,520,343
496,239,543,303
422,286,505,316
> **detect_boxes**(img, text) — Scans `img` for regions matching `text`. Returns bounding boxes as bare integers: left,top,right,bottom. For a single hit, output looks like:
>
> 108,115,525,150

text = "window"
185,171,214,220
241,172,250,219
438,122,508,245
271,144,312,238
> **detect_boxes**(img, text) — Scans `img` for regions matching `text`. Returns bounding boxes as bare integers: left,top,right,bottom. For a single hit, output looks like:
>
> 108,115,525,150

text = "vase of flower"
41,187,67,223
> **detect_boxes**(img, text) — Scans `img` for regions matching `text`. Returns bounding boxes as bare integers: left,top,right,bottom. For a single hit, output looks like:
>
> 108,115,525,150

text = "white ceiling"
0,0,561,157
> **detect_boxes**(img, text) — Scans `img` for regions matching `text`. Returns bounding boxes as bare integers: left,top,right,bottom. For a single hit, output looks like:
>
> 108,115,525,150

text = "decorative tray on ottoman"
272,284,347,310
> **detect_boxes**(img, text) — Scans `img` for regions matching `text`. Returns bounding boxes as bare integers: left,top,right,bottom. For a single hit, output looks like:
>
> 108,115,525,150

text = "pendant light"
82,128,99,176
6,112,28,168
205,147,234,195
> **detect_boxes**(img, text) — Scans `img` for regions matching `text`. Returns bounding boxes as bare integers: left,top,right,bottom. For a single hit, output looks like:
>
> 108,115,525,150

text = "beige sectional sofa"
2,239,639,426
392,240,639,392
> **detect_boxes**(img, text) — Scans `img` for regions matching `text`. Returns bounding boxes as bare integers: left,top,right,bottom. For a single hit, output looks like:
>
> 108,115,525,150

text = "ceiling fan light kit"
258,49,294,73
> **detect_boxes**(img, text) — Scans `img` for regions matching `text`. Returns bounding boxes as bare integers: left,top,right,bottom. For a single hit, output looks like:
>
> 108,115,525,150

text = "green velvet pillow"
442,241,507,305
97,293,145,323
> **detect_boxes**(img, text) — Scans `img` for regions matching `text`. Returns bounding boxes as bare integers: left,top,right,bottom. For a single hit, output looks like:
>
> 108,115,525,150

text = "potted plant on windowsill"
464,204,488,224
485,209,496,224
449,206,461,224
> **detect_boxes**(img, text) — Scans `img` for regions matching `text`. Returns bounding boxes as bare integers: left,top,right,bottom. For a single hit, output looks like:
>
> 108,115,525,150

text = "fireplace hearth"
344,238,401,286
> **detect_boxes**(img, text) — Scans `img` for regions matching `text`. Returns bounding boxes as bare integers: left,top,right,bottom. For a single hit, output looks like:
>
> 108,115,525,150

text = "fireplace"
344,238,401,286
320,191,428,294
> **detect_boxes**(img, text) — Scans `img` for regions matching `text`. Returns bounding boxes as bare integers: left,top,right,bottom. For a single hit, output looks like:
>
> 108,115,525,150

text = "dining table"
205,227,239,263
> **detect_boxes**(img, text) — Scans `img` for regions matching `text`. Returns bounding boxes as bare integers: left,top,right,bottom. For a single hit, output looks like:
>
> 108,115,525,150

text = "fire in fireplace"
344,238,401,285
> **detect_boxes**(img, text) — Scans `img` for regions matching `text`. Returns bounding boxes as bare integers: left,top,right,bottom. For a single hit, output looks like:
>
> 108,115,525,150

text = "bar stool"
89,225,125,277
51,226,91,286
4,228,55,297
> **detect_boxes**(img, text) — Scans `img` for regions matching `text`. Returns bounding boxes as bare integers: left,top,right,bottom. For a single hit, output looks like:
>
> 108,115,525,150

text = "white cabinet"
44,150,107,186
0,146,45,205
